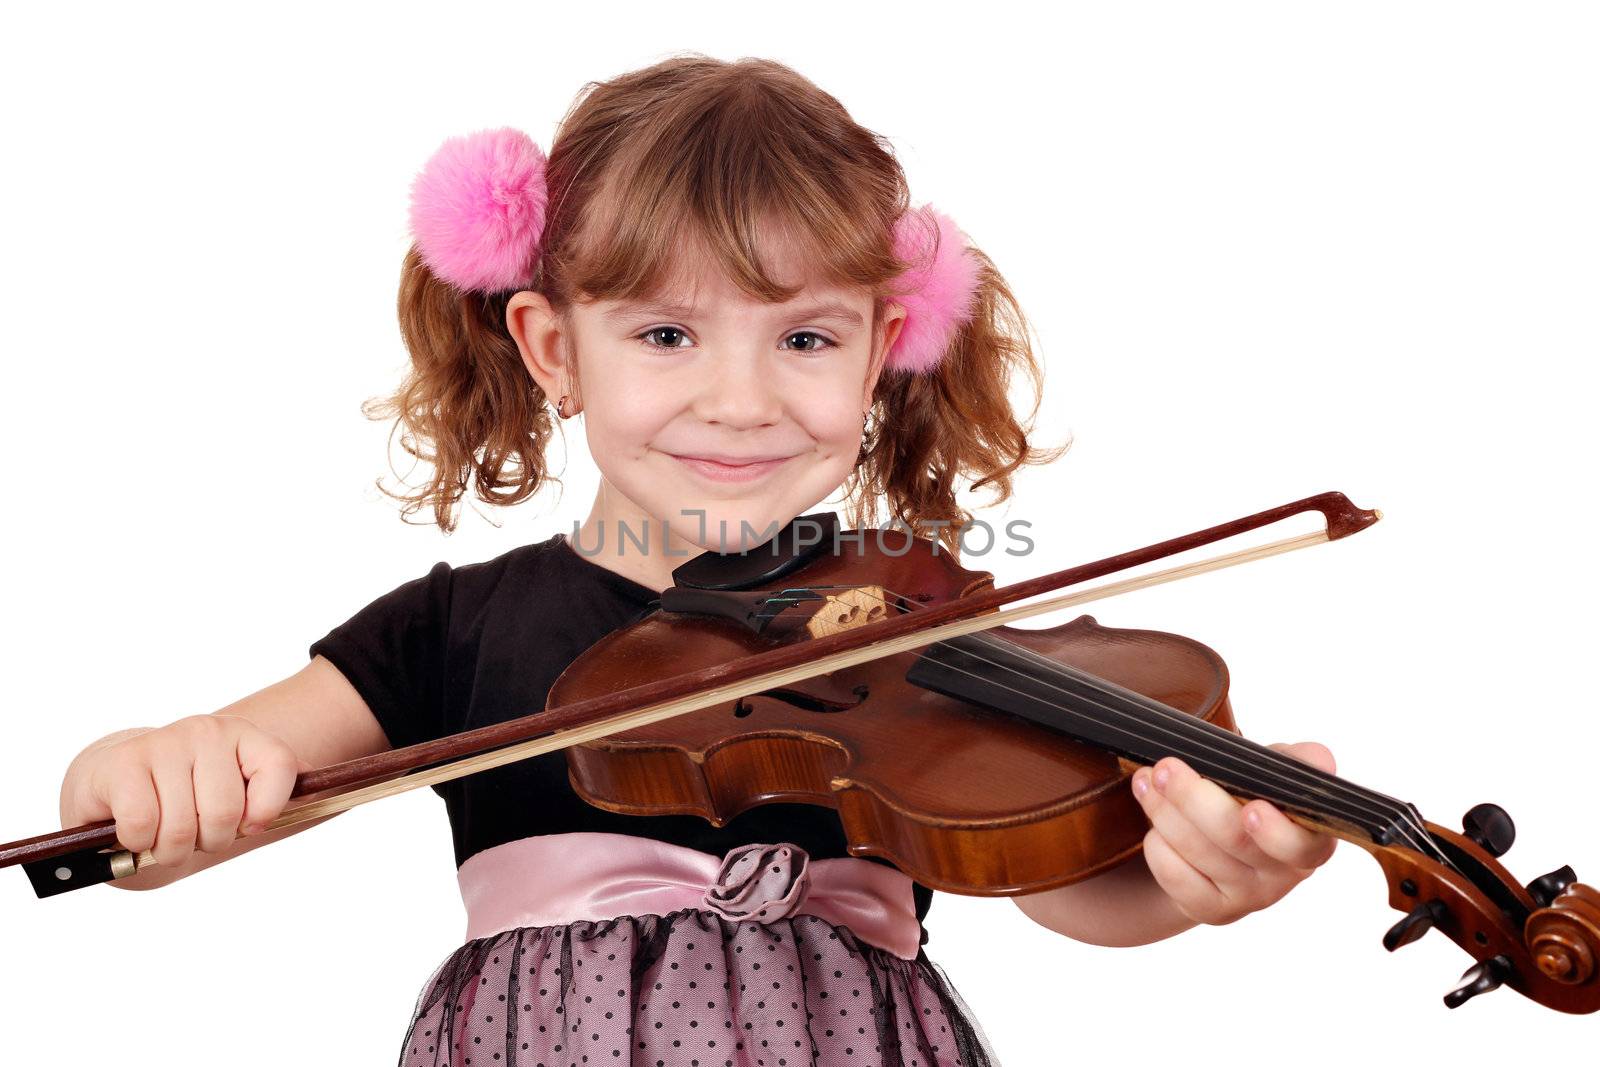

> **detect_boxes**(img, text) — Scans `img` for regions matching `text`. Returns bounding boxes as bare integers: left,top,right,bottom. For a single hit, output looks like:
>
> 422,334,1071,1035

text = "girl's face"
509,250,907,581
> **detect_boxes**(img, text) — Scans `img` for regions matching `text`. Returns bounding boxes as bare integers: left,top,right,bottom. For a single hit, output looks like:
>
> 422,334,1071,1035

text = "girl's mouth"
667,453,795,483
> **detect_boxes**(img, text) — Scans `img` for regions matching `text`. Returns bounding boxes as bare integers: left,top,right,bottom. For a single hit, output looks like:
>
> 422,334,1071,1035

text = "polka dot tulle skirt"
398,908,999,1066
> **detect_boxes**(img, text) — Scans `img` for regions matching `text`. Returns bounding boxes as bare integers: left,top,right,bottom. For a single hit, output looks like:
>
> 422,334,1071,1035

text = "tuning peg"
1383,900,1449,951
1462,803,1515,857
1444,954,1513,1009
1525,865,1577,908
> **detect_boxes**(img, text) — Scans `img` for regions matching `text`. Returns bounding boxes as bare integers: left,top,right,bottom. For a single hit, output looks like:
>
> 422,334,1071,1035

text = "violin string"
832,584,1449,866
959,628,1397,816
767,582,1399,823
927,610,1450,866
948,632,1451,868
762,584,1449,866
842,582,1450,866
886,588,1452,868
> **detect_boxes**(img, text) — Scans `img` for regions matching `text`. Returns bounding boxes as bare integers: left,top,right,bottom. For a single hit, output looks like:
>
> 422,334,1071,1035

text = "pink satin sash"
457,832,924,960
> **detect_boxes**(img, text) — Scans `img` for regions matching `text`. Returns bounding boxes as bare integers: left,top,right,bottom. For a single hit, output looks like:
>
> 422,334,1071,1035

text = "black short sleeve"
308,560,453,751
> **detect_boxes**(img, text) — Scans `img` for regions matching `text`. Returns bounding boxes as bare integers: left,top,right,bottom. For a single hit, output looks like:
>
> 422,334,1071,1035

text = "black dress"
309,532,999,1066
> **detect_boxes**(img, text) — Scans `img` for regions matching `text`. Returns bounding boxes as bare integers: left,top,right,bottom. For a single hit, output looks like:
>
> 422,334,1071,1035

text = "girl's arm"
57,655,390,890
1013,742,1339,946
1013,849,1198,947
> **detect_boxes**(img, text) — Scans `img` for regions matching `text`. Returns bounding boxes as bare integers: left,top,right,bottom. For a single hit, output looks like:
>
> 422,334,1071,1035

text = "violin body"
551,530,1239,896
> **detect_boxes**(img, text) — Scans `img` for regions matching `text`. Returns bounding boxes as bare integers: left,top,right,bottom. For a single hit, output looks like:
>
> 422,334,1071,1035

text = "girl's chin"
653,500,818,554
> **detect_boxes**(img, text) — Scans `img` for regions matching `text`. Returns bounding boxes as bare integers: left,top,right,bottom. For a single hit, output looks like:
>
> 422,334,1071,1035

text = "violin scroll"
1526,882,1600,986
1361,810,1600,1013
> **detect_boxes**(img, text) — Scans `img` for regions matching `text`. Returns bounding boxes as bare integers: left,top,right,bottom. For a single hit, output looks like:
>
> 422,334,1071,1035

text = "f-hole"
729,685,869,718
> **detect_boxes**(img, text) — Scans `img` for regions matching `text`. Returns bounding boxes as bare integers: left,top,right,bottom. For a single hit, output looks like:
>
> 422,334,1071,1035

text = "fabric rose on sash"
701,843,811,922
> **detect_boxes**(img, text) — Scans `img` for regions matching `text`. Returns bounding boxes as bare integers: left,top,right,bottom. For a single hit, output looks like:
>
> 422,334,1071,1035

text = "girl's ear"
866,302,910,405
506,290,574,406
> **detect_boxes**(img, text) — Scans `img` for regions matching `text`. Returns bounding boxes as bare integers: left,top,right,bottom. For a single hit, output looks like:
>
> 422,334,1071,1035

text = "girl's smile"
664,451,799,483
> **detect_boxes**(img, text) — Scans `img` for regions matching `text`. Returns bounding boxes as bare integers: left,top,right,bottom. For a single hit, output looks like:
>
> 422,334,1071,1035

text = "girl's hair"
369,53,1065,551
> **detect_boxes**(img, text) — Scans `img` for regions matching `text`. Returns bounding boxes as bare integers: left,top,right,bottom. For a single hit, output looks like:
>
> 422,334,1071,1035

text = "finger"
149,752,199,869
1242,799,1339,870
238,732,301,835
94,762,160,855
1149,756,1281,872
1133,761,1255,889
1141,826,1232,925
191,744,247,853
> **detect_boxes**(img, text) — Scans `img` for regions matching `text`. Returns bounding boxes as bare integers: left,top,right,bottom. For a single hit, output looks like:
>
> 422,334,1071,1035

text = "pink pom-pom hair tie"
406,131,978,375
408,126,550,294
884,204,982,374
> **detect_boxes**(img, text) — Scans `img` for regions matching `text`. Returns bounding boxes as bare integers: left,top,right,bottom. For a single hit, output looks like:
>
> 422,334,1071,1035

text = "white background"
1,2,1595,1062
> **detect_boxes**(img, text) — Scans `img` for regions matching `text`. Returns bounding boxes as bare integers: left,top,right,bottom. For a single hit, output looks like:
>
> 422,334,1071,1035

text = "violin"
4,491,1596,1015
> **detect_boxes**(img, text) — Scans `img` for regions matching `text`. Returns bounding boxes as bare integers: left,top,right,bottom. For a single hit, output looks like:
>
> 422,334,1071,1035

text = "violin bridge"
805,585,892,638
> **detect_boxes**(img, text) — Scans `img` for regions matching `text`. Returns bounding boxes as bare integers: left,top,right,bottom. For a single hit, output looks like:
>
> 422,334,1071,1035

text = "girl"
56,54,1336,1065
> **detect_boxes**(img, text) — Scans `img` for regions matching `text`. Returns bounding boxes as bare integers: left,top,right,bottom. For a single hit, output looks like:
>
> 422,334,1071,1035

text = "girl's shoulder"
445,531,567,591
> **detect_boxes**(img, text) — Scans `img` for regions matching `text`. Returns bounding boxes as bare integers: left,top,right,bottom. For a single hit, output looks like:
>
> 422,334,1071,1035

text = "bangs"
552,89,908,308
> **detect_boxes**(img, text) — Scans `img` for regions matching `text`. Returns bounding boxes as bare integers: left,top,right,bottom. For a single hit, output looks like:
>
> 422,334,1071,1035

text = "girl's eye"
782,331,837,354
637,326,693,350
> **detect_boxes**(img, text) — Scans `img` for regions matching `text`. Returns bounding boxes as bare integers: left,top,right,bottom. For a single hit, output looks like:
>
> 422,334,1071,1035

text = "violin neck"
905,632,1416,847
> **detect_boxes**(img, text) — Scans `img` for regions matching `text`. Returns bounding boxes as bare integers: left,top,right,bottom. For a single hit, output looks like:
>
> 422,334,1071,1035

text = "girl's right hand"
62,713,309,870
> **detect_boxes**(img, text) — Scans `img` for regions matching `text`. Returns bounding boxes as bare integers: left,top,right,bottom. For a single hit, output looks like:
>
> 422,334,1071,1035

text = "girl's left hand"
1131,741,1339,926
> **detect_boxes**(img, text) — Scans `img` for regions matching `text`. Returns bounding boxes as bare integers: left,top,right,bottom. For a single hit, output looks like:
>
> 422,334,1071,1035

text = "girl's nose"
692,351,784,428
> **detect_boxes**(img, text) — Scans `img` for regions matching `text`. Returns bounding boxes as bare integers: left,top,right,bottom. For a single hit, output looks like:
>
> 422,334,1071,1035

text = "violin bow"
4,490,1373,887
